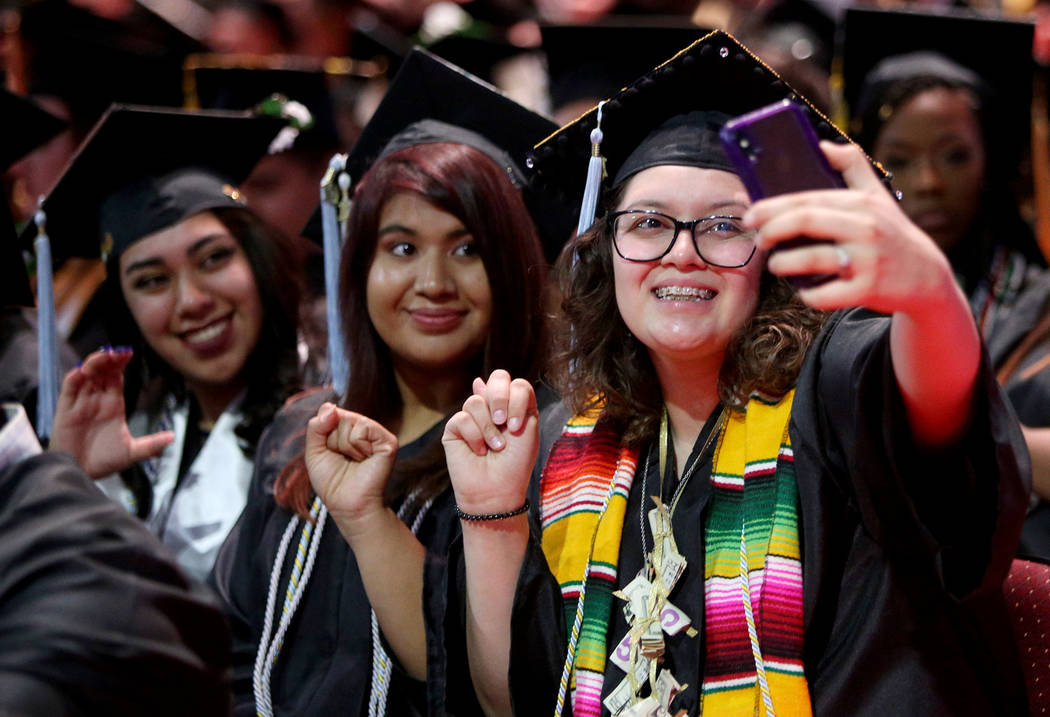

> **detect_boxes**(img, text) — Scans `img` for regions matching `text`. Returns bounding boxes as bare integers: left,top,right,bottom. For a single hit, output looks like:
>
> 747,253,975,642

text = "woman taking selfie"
441,32,1028,716
209,50,571,716
46,106,303,581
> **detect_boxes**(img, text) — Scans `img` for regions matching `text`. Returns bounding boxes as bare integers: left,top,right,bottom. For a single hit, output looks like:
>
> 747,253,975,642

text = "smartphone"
719,99,845,288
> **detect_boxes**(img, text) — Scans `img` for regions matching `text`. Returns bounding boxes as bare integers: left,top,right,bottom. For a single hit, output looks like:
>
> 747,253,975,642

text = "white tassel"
320,154,351,399
33,202,59,441
576,101,607,237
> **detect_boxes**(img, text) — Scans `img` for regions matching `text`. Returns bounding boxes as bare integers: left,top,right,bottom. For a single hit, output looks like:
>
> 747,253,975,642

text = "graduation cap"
2,89,67,308
19,0,201,133
753,0,836,71
0,89,69,171
526,29,885,234
839,6,1035,170
20,104,286,266
347,7,414,76
422,31,529,87
184,53,384,151
539,19,707,117
303,47,576,259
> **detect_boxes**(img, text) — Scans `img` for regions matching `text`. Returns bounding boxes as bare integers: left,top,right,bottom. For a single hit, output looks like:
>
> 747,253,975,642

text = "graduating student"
41,106,303,581
442,30,1029,716
842,6,1050,560
209,49,574,716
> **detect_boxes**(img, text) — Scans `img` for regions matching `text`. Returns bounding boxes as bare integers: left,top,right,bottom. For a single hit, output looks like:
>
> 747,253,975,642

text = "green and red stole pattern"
537,393,811,716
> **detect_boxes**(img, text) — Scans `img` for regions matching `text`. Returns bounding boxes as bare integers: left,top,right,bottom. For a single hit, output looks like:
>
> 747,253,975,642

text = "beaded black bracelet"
454,499,530,522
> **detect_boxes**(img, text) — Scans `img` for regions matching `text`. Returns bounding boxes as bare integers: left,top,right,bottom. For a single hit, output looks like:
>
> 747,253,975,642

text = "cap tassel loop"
576,100,607,236
320,154,351,399
33,201,59,441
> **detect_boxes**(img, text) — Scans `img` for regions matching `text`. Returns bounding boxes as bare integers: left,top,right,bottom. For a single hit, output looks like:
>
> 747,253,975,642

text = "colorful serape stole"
703,390,811,716
539,411,638,716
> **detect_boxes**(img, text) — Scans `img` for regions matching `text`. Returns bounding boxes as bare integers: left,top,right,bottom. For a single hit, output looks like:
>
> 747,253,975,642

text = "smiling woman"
441,30,1029,717
208,49,575,717
44,107,303,581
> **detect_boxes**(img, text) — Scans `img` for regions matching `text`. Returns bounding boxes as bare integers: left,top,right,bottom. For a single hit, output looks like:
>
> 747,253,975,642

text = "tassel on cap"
33,200,59,441
320,153,351,399
576,100,607,236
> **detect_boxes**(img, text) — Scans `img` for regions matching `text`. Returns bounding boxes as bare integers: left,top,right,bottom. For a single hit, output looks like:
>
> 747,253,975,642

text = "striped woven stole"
539,411,637,716
703,390,811,716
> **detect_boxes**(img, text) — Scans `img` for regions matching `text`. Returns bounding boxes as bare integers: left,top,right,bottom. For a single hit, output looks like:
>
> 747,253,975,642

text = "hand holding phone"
719,99,845,288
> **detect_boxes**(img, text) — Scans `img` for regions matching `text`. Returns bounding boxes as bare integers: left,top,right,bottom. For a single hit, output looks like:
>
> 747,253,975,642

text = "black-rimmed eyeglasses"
607,209,758,267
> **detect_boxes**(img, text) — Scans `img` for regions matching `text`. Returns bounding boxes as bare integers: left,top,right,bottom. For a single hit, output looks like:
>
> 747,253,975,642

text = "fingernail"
508,416,522,432
493,409,507,425
490,435,504,450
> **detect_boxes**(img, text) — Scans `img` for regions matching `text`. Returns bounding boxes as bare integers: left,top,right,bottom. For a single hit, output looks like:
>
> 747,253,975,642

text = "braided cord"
255,497,328,717
367,489,435,717
739,525,774,717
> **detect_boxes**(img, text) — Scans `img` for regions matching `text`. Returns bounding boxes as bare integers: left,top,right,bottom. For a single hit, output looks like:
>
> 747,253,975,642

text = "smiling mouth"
654,286,717,301
181,317,230,346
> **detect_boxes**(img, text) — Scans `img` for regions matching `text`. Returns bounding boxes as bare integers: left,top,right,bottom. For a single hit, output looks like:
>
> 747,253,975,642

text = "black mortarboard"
526,29,884,232
19,0,201,132
753,0,836,71
20,105,286,266
184,53,383,151
303,47,576,260
2,89,67,307
347,7,414,77
423,32,529,87
540,19,707,114
839,6,1035,168
0,88,69,171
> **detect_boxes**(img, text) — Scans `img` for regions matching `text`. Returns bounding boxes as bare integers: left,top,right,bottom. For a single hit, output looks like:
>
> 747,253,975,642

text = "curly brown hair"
549,185,827,447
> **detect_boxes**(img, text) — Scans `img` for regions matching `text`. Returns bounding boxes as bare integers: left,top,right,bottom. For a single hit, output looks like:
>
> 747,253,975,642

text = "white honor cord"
739,525,774,717
367,489,434,717
254,497,329,717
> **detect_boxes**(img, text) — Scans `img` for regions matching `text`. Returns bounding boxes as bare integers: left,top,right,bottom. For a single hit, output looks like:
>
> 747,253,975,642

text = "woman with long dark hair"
209,50,570,716
442,31,1028,716
46,106,302,581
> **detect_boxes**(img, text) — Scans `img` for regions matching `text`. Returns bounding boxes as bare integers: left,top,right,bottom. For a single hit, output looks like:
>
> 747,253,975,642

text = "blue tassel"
576,101,607,236
33,203,59,441
320,154,350,399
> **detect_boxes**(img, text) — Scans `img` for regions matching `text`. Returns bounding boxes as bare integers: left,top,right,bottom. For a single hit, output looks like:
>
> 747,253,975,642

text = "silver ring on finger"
834,245,852,276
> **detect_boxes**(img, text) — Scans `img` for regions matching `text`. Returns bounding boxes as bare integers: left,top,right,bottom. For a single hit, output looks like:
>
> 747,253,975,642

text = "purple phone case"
718,99,845,202
719,99,845,288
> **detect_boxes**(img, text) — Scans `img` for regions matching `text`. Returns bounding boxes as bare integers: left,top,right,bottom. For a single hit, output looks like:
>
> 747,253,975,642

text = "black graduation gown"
442,308,1030,716
0,451,232,717
983,269,1050,561
210,389,475,716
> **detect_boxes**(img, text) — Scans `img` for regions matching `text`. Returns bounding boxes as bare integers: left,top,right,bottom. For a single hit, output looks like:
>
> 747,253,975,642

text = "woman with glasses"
439,32,1028,716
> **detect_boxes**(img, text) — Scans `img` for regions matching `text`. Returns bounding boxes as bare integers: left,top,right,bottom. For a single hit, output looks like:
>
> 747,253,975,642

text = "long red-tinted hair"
275,142,550,516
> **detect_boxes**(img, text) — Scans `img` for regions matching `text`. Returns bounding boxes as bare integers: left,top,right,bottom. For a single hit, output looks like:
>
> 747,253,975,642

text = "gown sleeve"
0,452,231,717
796,308,1029,599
